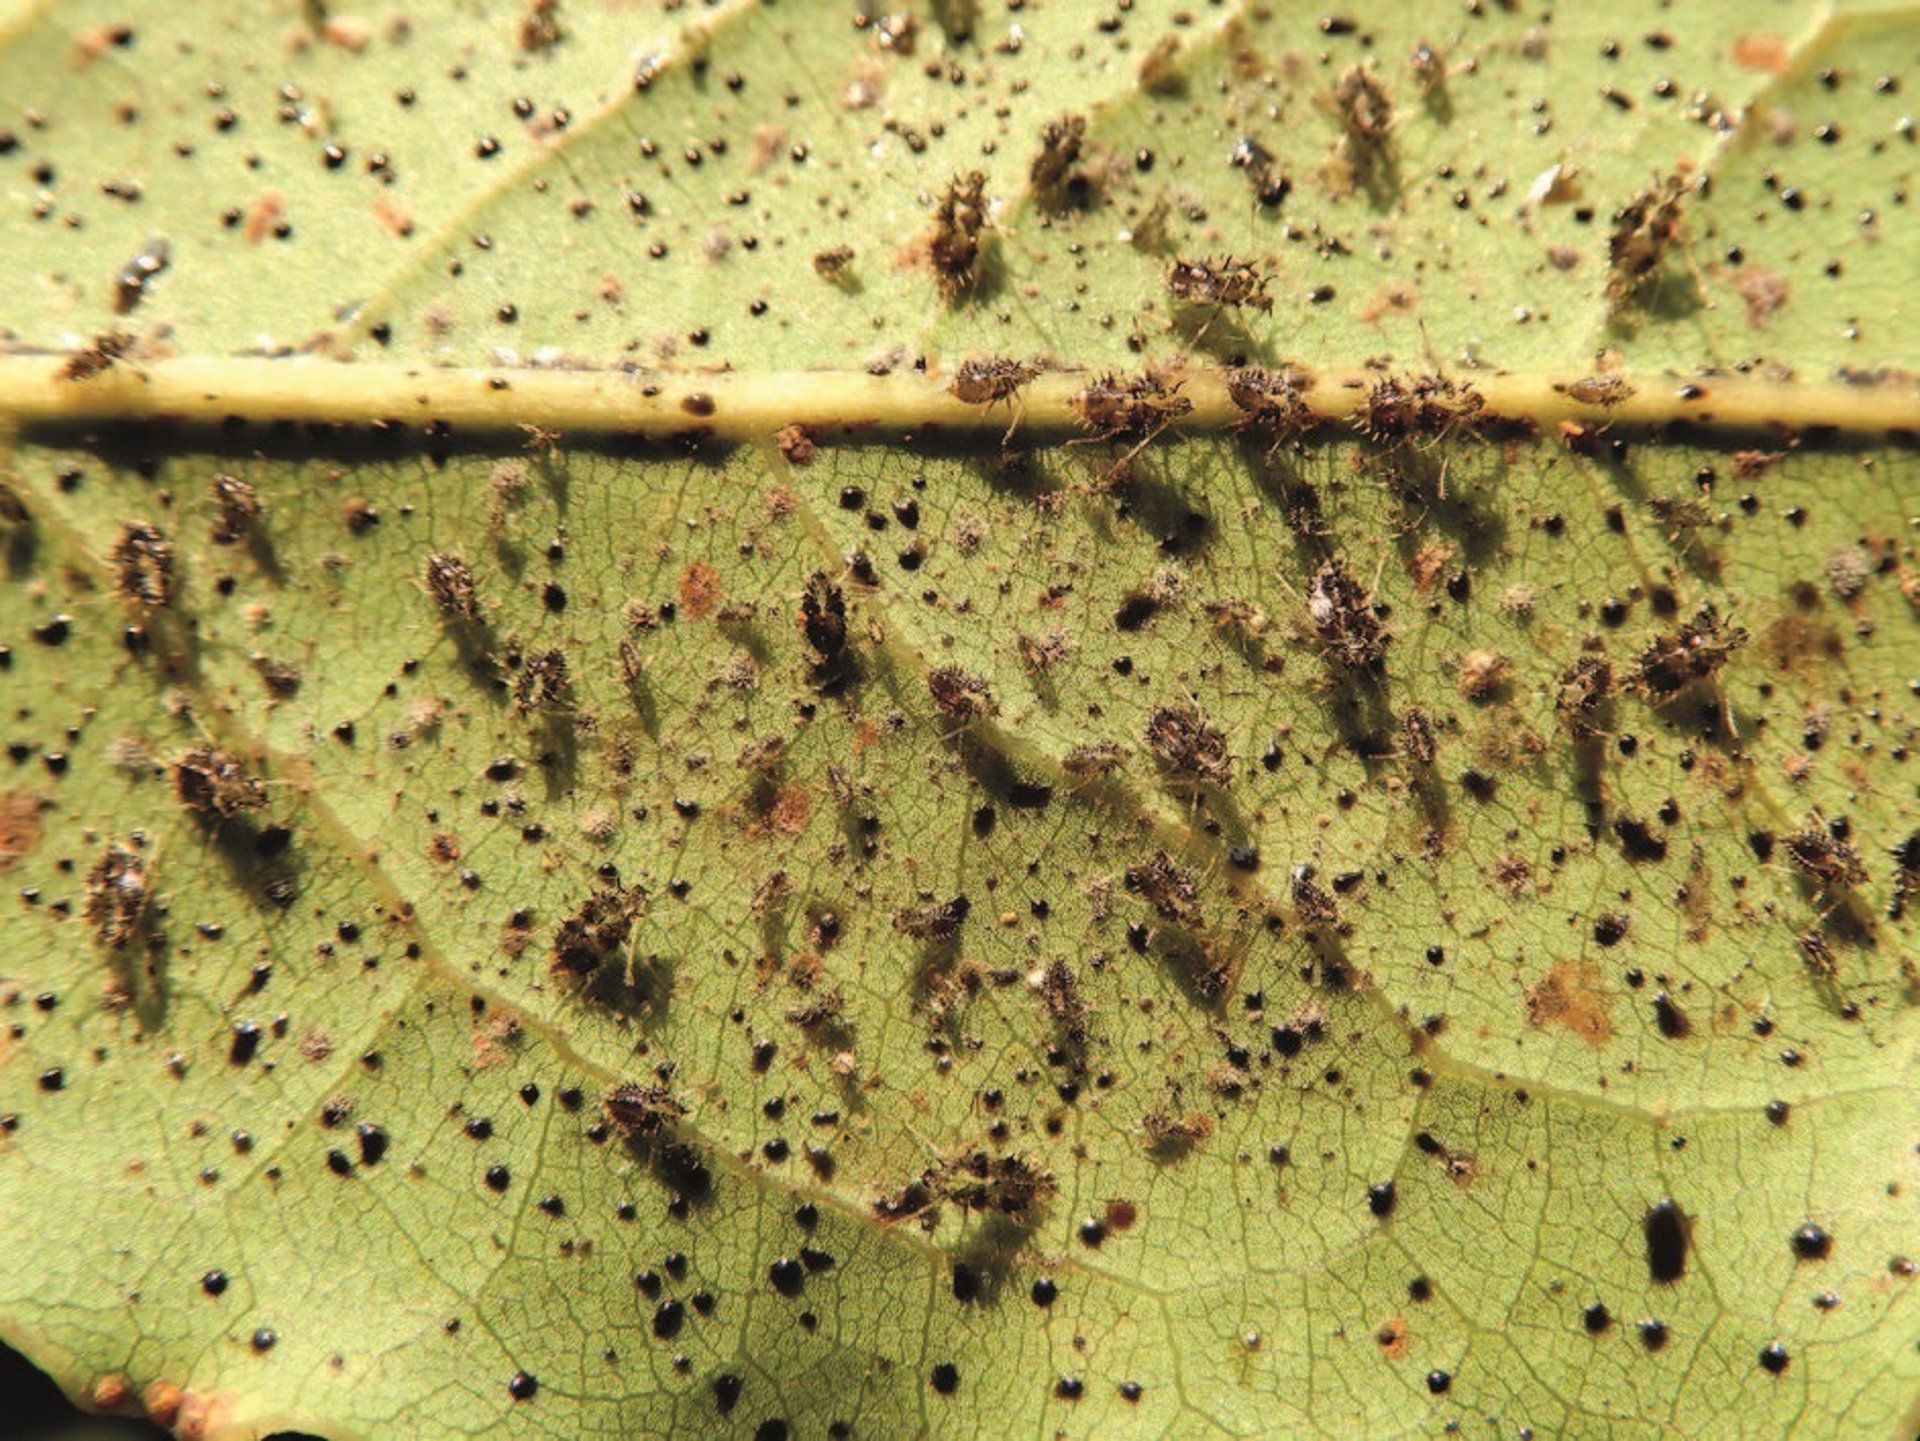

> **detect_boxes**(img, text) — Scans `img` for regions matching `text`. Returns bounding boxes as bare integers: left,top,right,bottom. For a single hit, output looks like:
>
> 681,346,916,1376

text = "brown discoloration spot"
1376,1316,1409,1359
1732,31,1790,73
1525,961,1614,1045
297,1026,334,1062
1359,281,1420,323
677,561,722,620
1407,542,1455,593
767,784,812,835
244,191,287,246
470,1010,522,1068
0,790,45,870
1760,613,1842,677
1731,264,1789,329
372,196,415,239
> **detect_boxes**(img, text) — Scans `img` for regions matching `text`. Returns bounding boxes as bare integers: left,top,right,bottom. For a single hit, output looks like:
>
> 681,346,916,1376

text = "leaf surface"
0,2,1916,1438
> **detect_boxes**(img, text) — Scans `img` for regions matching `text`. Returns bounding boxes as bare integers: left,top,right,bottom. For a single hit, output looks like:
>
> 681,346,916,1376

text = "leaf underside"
0,1,1915,1439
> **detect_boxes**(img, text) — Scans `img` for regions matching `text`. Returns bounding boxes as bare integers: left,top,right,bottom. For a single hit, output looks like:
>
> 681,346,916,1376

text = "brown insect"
1333,63,1394,148
1400,707,1436,766
812,244,854,282
951,356,1038,406
1168,256,1273,313
552,885,643,976
926,665,997,722
110,522,175,608
603,1082,684,1138
1227,365,1315,442
173,743,266,820
928,170,990,300
1782,813,1867,893
1555,653,1614,737
938,1151,1056,1217
1144,703,1231,784
424,554,480,622
1630,606,1746,696
799,572,847,663
1607,173,1694,310
1307,558,1389,671
1125,851,1203,929
208,474,263,545
513,648,572,713
1289,863,1338,928
1061,741,1130,781
1029,114,1087,209
1073,371,1193,470
1560,374,1637,408
61,329,136,382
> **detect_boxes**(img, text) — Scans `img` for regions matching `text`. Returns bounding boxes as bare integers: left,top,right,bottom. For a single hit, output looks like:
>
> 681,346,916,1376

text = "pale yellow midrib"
3,354,1917,439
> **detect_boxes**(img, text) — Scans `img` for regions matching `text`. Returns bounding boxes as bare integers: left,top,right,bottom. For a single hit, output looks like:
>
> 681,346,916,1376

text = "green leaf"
0,2,1916,1439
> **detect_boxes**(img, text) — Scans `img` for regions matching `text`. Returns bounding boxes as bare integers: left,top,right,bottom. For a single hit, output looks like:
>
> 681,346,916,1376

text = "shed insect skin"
85,842,152,950
1559,374,1637,408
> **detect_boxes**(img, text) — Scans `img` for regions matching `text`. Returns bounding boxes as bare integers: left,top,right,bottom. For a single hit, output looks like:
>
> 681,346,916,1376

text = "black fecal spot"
931,1362,959,1395
1644,1200,1690,1283
1031,1277,1058,1306
1758,1342,1789,1374
1652,992,1691,1039
1054,1376,1084,1401
201,1270,228,1297
1119,1380,1143,1402
753,1424,789,1441
229,1021,262,1065
952,1263,982,1303
508,1371,538,1401
1115,593,1158,631
1791,1223,1832,1260
250,1328,276,1352
769,1257,805,1297
1583,1302,1611,1333
1425,1370,1451,1395
484,1164,511,1191
1614,817,1668,862
653,1299,684,1338
1368,1181,1397,1218
1638,1319,1668,1351
355,1123,388,1166
1766,1099,1791,1126
713,1374,742,1414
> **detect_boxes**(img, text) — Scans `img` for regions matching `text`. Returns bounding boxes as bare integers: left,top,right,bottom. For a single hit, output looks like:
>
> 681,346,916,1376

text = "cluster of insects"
1360,373,1486,443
